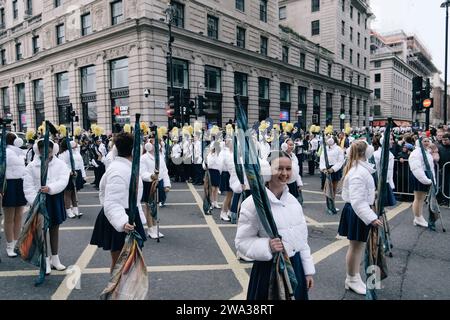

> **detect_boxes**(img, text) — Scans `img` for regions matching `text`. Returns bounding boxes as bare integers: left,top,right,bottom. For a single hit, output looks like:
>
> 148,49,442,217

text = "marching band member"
372,136,396,207
218,138,234,221
203,142,222,209
90,132,147,271
408,136,435,228
58,139,86,218
192,134,204,185
337,141,383,295
235,151,315,300
3,133,27,257
281,139,303,200
319,135,345,202
23,139,70,273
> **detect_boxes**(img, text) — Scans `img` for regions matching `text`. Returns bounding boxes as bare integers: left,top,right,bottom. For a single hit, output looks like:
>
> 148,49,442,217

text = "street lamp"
349,71,354,126
163,2,177,127
441,0,450,125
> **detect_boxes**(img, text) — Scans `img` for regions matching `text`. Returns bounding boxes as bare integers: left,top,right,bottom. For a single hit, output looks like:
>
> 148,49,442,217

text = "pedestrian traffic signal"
188,100,195,115
167,96,175,118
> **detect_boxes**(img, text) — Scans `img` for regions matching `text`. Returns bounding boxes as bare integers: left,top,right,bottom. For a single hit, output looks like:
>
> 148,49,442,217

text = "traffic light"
66,104,73,123
166,96,175,118
412,76,423,112
197,95,206,116
188,100,195,116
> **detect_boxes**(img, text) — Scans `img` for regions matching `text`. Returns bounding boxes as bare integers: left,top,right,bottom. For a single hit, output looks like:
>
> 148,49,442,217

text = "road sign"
422,98,433,108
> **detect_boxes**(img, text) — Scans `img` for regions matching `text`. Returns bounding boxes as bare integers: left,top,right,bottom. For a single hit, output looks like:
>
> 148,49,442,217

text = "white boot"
345,274,366,295
45,257,51,275
147,227,164,239
413,216,428,228
66,208,76,219
6,242,17,257
50,255,66,271
220,211,230,222
72,207,83,217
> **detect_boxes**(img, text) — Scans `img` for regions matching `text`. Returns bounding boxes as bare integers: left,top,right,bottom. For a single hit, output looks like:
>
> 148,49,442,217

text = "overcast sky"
370,0,448,79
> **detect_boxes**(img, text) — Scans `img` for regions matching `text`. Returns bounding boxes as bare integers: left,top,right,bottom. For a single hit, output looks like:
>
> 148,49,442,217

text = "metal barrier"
394,159,442,199
441,162,450,206
393,158,414,196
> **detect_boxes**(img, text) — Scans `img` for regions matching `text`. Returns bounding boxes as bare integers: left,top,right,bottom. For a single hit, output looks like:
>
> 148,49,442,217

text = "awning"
394,120,411,127
373,120,386,126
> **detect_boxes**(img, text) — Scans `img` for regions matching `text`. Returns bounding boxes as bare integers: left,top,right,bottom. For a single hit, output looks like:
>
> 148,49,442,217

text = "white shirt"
319,144,345,173
235,186,315,275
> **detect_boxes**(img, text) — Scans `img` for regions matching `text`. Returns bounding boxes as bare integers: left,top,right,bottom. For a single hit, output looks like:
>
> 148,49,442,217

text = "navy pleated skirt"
409,173,431,192
288,182,300,198
141,181,151,203
90,208,146,252
65,170,84,191
220,171,231,192
247,252,308,300
330,169,343,182
3,179,27,207
338,203,370,242
46,192,67,227
209,169,221,187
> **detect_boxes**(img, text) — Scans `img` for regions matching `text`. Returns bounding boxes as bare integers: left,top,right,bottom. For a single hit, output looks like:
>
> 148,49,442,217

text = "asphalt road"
0,168,449,300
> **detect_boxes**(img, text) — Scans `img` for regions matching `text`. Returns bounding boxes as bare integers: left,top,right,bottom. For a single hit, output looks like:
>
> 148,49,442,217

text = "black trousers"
192,164,204,184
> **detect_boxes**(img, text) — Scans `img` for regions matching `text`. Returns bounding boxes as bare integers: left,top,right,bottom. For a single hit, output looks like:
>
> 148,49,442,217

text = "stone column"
247,69,258,125
221,62,235,125
8,80,17,128
332,90,341,131
24,75,33,131
306,84,314,130
151,45,170,127
290,81,298,124
43,67,57,124
269,73,280,122
95,53,109,130
128,44,143,126
320,90,326,129
69,61,81,131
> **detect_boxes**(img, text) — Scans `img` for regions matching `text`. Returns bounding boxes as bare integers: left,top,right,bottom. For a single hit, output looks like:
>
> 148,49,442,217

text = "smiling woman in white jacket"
23,139,70,273
337,140,383,296
90,132,147,271
235,151,315,300
3,133,27,257
408,136,435,228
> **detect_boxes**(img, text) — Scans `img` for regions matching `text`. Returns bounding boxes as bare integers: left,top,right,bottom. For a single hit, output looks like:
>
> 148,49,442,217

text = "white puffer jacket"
219,147,233,173
319,144,345,173
205,152,222,171
258,141,271,161
287,152,303,187
58,149,87,178
23,156,70,205
373,149,395,189
408,148,435,185
341,160,378,226
193,140,203,165
140,152,171,188
229,155,250,194
6,145,26,179
235,186,315,276
99,157,146,233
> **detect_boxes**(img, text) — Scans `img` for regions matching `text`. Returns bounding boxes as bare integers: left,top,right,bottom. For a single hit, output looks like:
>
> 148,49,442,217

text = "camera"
144,89,150,98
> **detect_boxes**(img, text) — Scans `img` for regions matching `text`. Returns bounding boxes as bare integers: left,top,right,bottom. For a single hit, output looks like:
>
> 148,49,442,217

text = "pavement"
0,166,449,300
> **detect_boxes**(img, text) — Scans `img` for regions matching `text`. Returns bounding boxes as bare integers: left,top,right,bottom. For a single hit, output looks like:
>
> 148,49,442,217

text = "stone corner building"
0,0,372,133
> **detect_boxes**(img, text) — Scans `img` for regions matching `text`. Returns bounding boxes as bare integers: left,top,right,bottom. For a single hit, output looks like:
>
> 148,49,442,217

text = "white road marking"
51,245,97,300
187,182,250,299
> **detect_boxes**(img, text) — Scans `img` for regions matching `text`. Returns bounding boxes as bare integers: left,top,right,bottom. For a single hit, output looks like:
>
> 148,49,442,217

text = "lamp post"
441,0,450,125
164,3,176,127
349,71,354,126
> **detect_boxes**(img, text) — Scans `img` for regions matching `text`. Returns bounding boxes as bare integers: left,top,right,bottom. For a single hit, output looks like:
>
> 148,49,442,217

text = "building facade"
370,30,439,127
0,0,370,133
430,73,450,126
279,0,373,128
